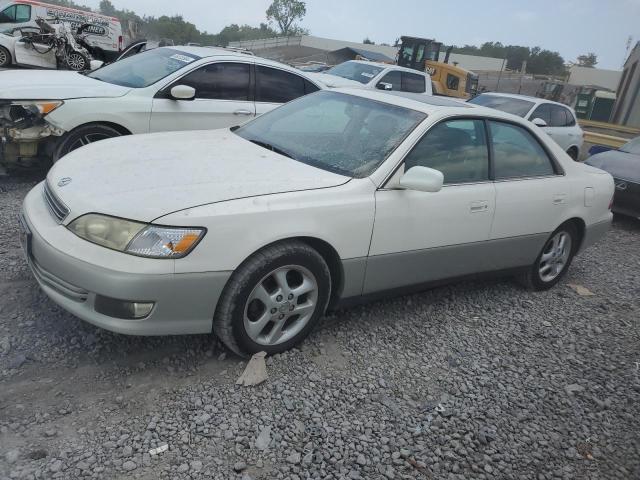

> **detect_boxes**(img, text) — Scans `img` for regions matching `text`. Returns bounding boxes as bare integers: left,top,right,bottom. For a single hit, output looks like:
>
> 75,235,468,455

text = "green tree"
266,0,306,36
363,37,375,45
576,52,598,68
98,0,116,16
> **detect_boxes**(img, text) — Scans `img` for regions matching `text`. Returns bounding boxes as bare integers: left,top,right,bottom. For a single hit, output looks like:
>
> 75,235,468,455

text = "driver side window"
404,119,489,184
0,5,31,23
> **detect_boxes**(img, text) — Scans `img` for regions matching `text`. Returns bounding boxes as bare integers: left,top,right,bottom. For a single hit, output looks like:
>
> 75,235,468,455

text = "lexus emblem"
57,177,72,187
615,180,627,191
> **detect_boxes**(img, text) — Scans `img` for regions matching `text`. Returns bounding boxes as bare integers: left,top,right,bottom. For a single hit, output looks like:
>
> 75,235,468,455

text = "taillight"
118,36,123,51
608,195,614,210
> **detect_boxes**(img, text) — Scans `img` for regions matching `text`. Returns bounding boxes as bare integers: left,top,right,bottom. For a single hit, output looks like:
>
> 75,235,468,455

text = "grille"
30,258,88,302
43,181,69,223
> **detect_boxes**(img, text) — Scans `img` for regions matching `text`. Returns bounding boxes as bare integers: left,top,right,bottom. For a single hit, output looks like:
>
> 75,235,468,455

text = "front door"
365,118,496,293
150,61,255,132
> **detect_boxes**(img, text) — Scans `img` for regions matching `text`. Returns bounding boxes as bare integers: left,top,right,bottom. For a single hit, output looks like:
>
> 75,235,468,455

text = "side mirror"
89,59,104,70
532,117,547,127
170,85,196,100
399,166,443,193
376,82,393,91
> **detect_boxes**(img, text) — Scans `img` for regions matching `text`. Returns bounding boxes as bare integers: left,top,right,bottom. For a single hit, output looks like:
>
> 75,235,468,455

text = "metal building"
611,42,640,127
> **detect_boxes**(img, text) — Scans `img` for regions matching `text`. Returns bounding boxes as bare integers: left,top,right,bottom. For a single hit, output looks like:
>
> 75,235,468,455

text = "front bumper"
21,185,231,336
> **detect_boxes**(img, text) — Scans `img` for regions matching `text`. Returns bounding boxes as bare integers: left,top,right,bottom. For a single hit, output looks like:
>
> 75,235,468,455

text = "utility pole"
495,58,507,91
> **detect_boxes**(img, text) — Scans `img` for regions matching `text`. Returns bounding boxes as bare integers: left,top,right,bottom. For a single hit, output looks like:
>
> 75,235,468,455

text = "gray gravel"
1,173,639,479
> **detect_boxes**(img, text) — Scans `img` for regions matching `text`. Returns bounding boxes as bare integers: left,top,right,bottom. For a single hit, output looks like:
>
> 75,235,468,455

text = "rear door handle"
233,109,253,116
470,200,489,213
553,194,567,205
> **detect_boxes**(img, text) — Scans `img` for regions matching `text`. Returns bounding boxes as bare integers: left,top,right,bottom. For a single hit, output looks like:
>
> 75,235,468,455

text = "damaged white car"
0,45,322,170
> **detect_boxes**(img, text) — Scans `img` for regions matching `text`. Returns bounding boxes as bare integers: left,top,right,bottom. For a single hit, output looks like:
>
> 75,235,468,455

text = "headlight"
68,214,205,258
9,100,63,119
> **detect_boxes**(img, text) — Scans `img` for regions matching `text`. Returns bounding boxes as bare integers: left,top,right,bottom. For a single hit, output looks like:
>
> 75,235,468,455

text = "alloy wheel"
538,231,572,282
0,49,7,66
67,132,113,151
67,53,86,71
243,265,318,346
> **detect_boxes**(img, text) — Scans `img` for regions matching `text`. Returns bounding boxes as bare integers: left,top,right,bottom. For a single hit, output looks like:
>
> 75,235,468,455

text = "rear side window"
256,66,307,103
303,79,319,95
378,71,401,90
176,62,250,100
404,119,489,184
0,4,31,22
564,108,576,126
401,72,426,93
489,121,555,179
446,73,459,91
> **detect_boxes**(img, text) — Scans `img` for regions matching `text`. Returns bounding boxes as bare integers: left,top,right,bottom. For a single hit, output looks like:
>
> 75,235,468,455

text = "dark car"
585,136,640,219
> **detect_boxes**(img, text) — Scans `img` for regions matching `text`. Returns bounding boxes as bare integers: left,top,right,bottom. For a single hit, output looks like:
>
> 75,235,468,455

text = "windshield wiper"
248,139,295,160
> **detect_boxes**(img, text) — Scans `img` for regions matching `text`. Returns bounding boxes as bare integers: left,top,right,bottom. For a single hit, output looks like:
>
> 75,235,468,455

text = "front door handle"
233,109,253,116
469,200,489,213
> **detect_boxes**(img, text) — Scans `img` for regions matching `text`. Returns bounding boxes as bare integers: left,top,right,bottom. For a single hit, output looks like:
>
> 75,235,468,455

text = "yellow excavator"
396,36,478,99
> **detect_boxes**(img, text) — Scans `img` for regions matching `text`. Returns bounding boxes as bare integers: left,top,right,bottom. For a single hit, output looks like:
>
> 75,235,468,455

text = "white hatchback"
21,89,613,356
469,93,584,160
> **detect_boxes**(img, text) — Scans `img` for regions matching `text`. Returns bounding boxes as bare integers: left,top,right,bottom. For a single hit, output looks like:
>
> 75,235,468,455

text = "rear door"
254,64,320,117
150,61,255,132
488,120,569,266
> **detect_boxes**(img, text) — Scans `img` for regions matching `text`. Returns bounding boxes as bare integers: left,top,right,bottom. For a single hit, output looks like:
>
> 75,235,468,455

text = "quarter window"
446,73,459,91
256,65,310,103
175,62,250,100
489,121,555,179
564,108,576,126
404,119,489,184
401,72,426,93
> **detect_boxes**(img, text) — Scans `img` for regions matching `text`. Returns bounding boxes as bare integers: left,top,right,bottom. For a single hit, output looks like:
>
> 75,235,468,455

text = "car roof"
332,87,524,121
346,59,427,76
477,91,572,109
155,45,320,81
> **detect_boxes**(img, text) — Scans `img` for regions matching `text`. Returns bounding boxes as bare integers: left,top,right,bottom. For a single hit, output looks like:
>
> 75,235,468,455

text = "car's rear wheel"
214,241,331,356
567,147,579,161
53,124,124,162
0,46,11,67
518,223,577,290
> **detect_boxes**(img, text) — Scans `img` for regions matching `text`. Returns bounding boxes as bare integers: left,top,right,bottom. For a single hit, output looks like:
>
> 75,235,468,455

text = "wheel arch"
66,121,132,136
566,145,579,160
237,236,345,310
559,217,586,253
0,45,12,66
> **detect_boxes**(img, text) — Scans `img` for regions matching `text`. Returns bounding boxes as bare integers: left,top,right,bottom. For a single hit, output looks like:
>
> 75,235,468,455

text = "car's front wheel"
0,46,12,67
518,223,578,290
214,241,331,356
53,124,124,162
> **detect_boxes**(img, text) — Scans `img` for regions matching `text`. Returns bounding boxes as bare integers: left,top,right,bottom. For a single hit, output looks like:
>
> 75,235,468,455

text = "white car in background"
469,92,584,160
308,59,433,96
0,45,322,168
21,89,613,356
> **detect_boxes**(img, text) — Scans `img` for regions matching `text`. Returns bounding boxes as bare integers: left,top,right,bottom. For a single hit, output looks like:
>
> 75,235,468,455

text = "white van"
0,0,123,61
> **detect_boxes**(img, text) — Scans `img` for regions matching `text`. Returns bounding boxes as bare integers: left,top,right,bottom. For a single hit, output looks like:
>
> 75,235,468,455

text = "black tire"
517,222,578,291
213,241,331,357
567,147,579,161
53,124,123,162
0,46,11,67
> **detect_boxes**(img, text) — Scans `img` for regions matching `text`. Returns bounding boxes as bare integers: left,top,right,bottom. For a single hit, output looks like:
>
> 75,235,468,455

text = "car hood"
585,150,640,182
0,70,130,100
306,72,366,88
47,129,350,223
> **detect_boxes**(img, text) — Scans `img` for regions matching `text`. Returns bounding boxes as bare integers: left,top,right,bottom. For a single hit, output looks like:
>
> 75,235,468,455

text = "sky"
81,0,640,70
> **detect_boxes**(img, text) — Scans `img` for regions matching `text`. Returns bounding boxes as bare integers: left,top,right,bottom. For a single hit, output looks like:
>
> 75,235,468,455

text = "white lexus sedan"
21,89,613,356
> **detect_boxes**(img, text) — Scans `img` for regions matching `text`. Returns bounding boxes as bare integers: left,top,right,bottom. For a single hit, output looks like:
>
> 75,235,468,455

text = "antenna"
623,35,633,67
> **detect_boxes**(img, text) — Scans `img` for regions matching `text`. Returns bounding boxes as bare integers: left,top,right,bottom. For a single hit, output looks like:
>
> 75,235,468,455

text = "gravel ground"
1,172,639,480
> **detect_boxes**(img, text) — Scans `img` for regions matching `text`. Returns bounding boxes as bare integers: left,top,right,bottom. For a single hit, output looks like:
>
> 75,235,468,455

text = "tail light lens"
118,35,123,51
608,195,614,210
